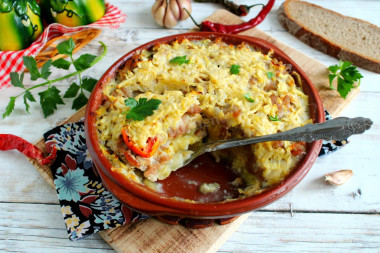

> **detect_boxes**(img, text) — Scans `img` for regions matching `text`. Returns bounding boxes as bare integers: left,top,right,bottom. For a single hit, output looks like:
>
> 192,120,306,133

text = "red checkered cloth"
0,3,126,90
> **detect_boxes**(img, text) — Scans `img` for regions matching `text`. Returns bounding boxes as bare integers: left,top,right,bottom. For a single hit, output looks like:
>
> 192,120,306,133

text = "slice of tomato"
121,128,159,158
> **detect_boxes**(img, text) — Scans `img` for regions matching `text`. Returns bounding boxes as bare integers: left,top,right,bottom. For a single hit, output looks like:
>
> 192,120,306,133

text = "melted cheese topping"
125,91,200,147
96,38,312,196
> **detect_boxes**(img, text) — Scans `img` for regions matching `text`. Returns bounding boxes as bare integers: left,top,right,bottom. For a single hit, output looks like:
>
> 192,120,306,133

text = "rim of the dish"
85,32,324,216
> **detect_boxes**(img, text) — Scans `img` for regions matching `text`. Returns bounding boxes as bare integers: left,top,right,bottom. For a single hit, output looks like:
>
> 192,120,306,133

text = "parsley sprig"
243,93,254,102
268,115,280,121
124,97,162,121
3,38,107,119
230,64,240,75
328,60,363,99
169,55,189,65
267,71,274,79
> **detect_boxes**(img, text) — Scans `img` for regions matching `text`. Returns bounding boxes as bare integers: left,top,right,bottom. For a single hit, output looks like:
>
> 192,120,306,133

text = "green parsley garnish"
243,93,255,102
267,71,274,79
169,55,190,65
328,60,363,99
124,97,162,121
230,64,240,75
268,115,280,121
3,38,106,119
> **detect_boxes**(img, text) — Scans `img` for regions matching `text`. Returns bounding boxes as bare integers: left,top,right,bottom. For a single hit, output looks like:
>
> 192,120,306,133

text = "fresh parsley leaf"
24,90,36,102
169,56,189,65
328,60,363,99
269,115,280,121
3,39,107,119
38,86,65,118
81,77,97,92
230,64,240,75
337,76,355,99
267,71,274,79
56,37,75,56
124,97,161,121
64,82,80,98
125,97,138,108
3,97,16,119
341,66,363,81
243,93,255,102
341,61,352,69
10,72,24,88
23,90,36,113
328,74,336,89
20,71,24,83
52,58,71,70
41,60,52,79
72,92,88,110
23,56,40,80
328,65,339,74
23,94,30,113
73,54,97,71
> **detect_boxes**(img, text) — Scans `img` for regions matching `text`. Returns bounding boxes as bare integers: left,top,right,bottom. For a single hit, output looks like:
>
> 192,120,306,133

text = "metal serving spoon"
184,117,373,166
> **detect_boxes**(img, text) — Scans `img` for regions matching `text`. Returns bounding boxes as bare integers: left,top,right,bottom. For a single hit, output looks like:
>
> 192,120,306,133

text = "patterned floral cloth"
43,110,347,240
44,123,149,241
319,110,349,156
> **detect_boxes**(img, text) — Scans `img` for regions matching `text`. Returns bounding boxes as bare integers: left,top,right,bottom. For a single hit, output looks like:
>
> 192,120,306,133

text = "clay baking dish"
85,32,324,219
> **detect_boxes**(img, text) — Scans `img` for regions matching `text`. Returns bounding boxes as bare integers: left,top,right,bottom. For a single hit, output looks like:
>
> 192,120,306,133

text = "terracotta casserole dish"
85,32,324,219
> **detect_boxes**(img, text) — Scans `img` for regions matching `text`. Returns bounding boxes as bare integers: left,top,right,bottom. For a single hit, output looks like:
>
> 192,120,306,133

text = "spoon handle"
209,117,373,152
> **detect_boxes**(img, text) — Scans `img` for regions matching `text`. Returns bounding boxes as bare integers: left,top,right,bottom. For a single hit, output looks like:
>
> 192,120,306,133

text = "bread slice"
278,0,380,73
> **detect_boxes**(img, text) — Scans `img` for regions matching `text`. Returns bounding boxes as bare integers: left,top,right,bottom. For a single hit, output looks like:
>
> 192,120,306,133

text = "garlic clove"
177,0,191,20
153,0,167,27
164,6,178,28
170,0,180,21
151,0,163,15
325,170,353,186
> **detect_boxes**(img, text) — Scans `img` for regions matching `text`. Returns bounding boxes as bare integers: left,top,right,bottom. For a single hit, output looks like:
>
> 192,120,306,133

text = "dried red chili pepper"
194,0,264,16
185,0,275,34
0,134,57,165
237,3,265,16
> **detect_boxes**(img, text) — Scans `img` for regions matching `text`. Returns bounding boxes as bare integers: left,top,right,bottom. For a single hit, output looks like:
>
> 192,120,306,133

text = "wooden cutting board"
28,9,359,253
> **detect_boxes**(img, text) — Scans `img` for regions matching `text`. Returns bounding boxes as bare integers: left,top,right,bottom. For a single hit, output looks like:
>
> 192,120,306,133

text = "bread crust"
278,0,380,73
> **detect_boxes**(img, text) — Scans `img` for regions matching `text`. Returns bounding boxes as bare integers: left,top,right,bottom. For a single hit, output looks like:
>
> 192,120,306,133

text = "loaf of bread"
278,0,380,73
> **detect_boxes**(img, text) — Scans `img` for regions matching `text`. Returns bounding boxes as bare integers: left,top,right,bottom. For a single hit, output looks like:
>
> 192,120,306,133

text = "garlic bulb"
152,0,192,28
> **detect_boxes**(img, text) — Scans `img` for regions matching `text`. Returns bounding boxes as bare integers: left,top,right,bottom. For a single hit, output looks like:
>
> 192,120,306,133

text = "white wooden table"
1,1,379,252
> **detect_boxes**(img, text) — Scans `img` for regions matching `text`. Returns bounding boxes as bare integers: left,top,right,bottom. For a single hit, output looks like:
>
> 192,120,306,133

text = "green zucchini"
0,0,43,51
39,0,106,27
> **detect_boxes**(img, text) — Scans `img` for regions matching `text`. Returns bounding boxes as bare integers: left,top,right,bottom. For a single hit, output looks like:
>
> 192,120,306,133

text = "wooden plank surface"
25,9,362,253
2,202,380,252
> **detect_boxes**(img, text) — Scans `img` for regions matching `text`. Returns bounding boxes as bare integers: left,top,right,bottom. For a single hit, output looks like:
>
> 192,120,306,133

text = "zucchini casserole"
95,38,312,197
